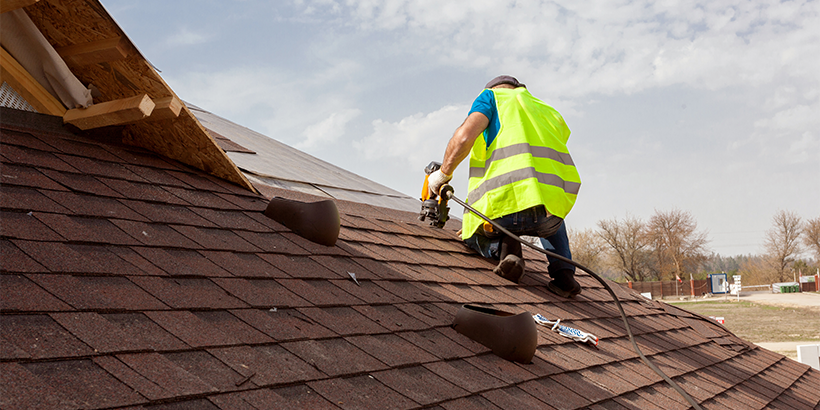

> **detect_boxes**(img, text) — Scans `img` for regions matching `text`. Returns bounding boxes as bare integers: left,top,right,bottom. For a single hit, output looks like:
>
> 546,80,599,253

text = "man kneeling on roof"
427,75,582,297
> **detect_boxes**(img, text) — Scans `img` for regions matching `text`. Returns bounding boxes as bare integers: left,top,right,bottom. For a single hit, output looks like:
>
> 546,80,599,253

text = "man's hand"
427,169,453,197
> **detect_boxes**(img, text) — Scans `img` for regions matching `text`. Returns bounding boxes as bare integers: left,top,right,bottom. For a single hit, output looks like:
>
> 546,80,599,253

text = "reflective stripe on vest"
468,143,575,179
462,88,580,239
467,167,581,205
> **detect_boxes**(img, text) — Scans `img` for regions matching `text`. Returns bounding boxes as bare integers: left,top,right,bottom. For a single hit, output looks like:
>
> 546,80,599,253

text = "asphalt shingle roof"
2,107,819,409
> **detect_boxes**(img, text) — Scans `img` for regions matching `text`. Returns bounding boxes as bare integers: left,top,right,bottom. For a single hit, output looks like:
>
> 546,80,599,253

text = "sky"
101,0,819,257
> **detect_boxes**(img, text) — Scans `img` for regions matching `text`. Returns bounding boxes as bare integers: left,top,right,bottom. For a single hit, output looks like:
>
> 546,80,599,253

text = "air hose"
443,188,704,410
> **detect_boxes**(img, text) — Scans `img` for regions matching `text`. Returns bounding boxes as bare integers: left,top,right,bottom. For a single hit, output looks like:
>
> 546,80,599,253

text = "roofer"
427,75,582,297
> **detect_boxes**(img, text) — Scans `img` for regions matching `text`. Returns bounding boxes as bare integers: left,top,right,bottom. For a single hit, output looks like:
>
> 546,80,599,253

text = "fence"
621,275,819,298
621,279,710,299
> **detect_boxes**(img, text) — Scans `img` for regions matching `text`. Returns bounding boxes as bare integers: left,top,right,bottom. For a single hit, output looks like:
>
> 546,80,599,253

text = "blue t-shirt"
467,89,502,147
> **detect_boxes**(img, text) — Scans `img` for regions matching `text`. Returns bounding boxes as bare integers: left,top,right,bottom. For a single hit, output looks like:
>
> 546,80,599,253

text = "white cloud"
298,109,362,149
164,60,362,147
165,27,210,47
296,0,819,99
354,105,466,167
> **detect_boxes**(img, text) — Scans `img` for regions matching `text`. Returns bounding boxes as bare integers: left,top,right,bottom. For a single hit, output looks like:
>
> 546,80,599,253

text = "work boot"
493,254,525,283
547,269,581,298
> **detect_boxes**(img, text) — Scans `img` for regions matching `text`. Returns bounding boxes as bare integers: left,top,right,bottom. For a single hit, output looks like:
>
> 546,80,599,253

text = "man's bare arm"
441,111,489,175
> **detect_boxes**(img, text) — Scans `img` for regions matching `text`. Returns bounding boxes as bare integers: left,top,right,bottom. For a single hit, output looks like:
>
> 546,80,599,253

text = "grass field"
667,300,820,344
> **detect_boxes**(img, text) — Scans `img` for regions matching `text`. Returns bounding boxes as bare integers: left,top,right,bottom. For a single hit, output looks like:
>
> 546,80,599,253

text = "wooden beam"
146,95,183,121
55,36,130,66
0,46,65,116
64,94,155,130
0,0,39,13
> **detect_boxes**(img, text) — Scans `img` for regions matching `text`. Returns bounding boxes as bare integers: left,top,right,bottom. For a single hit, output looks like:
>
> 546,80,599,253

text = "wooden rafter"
55,36,130,66
64,93,154,130
0,0,39,13
0,46,66,116
146,95,183,121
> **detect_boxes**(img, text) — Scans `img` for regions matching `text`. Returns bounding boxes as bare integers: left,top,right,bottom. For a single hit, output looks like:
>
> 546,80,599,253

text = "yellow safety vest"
462,88,581,240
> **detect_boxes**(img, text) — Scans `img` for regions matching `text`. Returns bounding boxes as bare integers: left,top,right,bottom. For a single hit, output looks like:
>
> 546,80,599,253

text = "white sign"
731,275,741,296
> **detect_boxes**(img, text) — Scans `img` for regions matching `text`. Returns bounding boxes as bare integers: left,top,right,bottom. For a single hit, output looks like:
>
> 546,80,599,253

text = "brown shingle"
441,395,504,410
400,328,474,361
372,365,468,406
0,128,58,150
202,251,285,278
229,308,335,341
0,211,63,241
102,313,187,351
282,338,387,377
194,310,273,344
119,199,216,226
333,278,406,305
133,247,233,277
129,276,248,309
309,374,418,410
481,386,557,410
56,154,144,181
208,345,324,386
240,232,309,255
164,186,240,209
0,186,67,214
111,219,202,248
279,279,363,306
190,207,270,231
50,312,145,353
298,306,388,336
228,384,338,410
0,274,71,312
465,353,538,385
212,278,309,308
145,310,240,347
115,352,214,399
424,359,507,393
23,359,145,409
0,163,68,191
164,350,250,392
347,334,438,367
0,314,93,359
0,362,75,409
12,239,106,273
171,225,261,252
1,144,78,172
263,255,341,279
520,376,595,409
351,304,430,332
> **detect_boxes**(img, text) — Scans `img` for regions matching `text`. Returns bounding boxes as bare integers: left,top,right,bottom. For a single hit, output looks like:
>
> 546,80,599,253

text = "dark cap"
485,75,526,89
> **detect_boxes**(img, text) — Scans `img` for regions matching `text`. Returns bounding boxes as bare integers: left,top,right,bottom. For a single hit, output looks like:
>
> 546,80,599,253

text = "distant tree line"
567,210,819,286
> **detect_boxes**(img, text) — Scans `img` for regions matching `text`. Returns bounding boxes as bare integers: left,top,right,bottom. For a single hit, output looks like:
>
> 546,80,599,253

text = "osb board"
24,0,255,192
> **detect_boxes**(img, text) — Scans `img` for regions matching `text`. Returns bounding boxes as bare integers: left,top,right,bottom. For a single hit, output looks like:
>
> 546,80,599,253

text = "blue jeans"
464,206,574,277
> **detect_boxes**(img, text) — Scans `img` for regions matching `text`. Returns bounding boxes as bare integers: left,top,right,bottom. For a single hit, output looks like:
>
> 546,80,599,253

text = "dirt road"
739,291,820,308
740,291,819,359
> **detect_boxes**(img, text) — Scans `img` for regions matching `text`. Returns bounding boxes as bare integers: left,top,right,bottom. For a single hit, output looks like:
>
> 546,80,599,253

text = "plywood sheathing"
24,0,256,192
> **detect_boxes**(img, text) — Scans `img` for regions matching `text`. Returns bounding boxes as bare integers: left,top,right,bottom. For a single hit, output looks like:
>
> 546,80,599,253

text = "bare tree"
645,209,710,281
567,227,607,274
597,215,651,282
738,255,775,286
803,216,820,261
764,210,802,282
